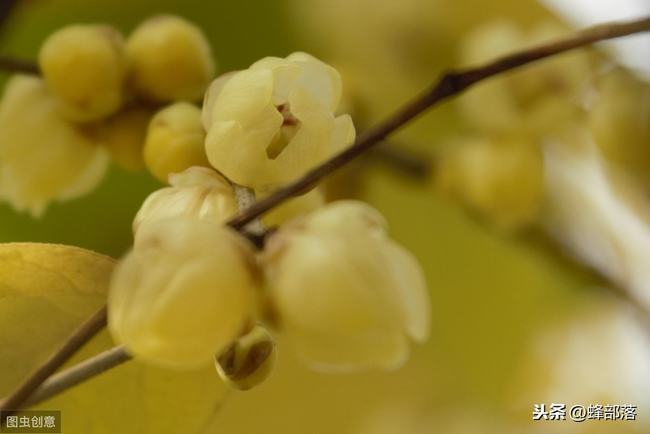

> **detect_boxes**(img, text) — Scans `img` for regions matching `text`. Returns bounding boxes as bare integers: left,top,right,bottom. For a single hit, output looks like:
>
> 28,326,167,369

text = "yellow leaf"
0,243,228,434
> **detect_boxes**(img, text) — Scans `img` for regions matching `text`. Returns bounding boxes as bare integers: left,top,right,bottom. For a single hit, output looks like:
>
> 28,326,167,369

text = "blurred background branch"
0,55,38,74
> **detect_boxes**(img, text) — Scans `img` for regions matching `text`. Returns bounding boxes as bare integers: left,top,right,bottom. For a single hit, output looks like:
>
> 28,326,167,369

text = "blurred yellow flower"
457,20,592,136
0,75,109,217
143,102,210,183
436,134,544,229
262,200,430,371
39,24,128,123
126,15,216,102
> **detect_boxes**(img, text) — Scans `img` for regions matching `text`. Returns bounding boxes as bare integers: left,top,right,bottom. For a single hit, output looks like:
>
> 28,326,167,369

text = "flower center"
266,104,301,159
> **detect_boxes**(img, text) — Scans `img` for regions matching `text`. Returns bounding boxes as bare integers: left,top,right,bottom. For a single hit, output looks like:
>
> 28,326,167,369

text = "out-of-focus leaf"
0,242,113,393
0,243,228,434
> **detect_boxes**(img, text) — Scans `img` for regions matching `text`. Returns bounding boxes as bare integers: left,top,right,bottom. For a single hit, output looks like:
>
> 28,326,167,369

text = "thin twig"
0,2,37,76
23,345,131,408
0,0,19,31
0,307,107,416
227,16,650,230
0,56,39,74
2,14,649,412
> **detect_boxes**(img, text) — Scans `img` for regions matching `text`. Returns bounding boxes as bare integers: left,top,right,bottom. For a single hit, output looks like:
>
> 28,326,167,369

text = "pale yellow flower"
262,201,430,371
108,217,260,369
126,15,216,102
143,102,210,183
436,135,544,229
39,24,128,123
133,166,237,234
203,53,355,190
0,75,109,217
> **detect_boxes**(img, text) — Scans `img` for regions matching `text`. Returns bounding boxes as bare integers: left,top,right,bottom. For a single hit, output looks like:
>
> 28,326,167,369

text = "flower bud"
39,24,127,122
144,102,210,183
436,135,544,229
90,105,154,171
108,217,261,369
126,15,216,102
262,201,430,371
0,75,109,216
133,167,237,234
203,52,355,190
215,325,276,390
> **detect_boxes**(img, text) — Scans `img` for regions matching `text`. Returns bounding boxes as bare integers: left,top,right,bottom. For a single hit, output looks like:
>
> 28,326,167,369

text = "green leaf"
0,243,228,434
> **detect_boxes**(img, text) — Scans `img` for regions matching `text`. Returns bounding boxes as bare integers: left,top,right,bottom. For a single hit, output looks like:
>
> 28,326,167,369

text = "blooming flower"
0,75,109,216
202,52,355,190
262,200,430,371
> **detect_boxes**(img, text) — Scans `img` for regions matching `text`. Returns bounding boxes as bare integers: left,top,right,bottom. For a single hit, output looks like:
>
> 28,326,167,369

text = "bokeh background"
0,1,649,433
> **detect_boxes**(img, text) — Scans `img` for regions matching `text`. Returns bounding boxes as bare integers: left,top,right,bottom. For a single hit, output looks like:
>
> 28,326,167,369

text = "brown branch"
0,2,36,75
228,16,650,230
0,0,19,30
0,55,39,74
1,14,649,413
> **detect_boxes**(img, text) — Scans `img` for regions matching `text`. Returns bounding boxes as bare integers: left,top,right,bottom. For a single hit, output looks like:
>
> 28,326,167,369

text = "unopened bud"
215,326,276,390
39,24,127,122
133,166,237,234
126,15,216,102
144,102,210,183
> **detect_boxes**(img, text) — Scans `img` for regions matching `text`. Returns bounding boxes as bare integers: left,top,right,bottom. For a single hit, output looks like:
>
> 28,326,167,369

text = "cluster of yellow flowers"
435,20,650,230
87,30,430,388
0,14,432,388
111,200,430,384
0,15,215,215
